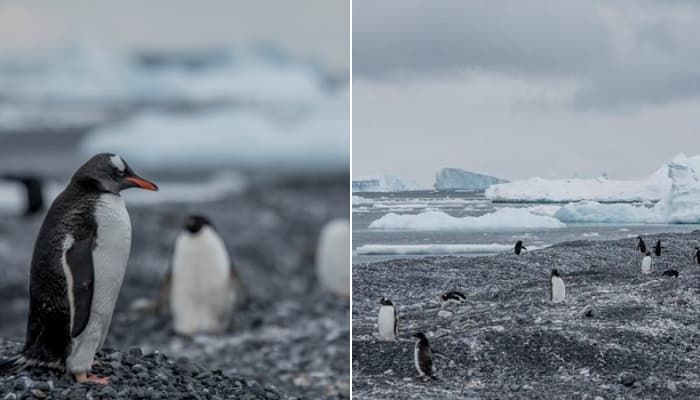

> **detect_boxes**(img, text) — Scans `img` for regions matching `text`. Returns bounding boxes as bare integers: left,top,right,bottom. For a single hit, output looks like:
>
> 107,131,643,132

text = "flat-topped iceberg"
352,175,421,192
369,208,565,231
434,167,507,190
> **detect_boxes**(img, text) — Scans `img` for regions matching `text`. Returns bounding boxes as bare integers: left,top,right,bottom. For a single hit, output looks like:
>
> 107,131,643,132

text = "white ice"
355,243,516,255
352,175,422,192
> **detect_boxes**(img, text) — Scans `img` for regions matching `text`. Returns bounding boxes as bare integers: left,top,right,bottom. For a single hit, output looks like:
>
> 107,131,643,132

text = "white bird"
377,297,397,341
641,252,652,274
550,269,566,303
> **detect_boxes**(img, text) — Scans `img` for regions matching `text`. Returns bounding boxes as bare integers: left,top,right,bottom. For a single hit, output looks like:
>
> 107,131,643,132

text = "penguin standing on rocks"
412,332,436,380
168,215,245,336
637,236,647,254
641,252,653,274
377,297,397,341
1,174,44,216
550,269,566,303
695,247,700,265
514,240,527,255
0,154,157,384
662,269,679,278
653,240,665,257
440,291,466,306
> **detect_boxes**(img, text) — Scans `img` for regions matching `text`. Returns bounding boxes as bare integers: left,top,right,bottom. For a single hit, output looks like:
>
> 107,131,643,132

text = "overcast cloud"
353,0,700,185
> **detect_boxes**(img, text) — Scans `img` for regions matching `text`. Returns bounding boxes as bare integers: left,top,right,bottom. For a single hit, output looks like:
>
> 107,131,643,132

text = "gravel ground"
352,231,700,399
0,176,350,399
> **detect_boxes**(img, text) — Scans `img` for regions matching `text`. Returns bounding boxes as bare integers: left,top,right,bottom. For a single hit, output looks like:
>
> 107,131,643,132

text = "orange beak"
126,176,159,191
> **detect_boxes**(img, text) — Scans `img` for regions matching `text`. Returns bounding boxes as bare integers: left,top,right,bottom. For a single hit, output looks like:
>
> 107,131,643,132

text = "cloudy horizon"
353,0,700,186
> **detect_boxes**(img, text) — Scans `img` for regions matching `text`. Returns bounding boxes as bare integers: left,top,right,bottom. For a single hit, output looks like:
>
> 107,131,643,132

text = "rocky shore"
352,231,700,399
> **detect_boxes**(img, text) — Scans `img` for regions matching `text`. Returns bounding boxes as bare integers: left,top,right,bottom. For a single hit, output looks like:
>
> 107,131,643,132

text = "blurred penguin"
1,174,44,216
637,236,647,254
315,219,350,297
169,215,245,335
412,332,437,380
514,240,527,255
550,269,566,303
378,297,397,341
695,247,700,265
653,240,665,257
641,252,652,274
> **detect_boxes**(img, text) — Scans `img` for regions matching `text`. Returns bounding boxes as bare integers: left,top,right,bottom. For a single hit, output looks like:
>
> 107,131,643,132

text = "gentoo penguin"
653,240,665,257
514,240,527,255
315,219,350,297
695,247,700,264
637,236,647,254
1,174,44,216
662,269,679,278
550,269,566,303
412,332,436,380
641,252,652,274
440,290,466,306
377,297,397,341
169,215,245,336
0,154,157,384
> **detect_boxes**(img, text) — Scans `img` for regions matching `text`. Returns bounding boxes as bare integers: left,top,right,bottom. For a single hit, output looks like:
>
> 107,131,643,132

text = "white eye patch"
110,155,126,172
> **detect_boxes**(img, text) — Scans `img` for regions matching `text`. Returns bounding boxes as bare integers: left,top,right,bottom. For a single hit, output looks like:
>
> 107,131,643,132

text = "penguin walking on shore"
637,236,647,254
168,215,245,336
0,154,157,384
1,174,44,216
378,297,397,341
550,269,566,303
653,240,665,257
412,332,437,380
695,247,700,265
440,291,466,306
641,252,653,274
514,240,527,255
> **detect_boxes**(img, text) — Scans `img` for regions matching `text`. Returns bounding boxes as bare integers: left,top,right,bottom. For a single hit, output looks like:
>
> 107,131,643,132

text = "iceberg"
352,175,421,192
433,168,507,191
355,243,515,255
554,201,660,224
368,208,565,231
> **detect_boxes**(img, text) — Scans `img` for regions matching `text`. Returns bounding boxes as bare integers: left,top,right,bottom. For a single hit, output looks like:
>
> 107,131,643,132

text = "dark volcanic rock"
352,232,700,399
0,177,350,399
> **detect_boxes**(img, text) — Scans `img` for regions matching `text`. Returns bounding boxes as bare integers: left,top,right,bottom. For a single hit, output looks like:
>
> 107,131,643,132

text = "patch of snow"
368,208,565,231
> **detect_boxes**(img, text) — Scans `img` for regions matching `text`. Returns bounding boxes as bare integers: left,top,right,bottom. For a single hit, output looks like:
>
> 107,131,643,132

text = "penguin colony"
377,236,695,380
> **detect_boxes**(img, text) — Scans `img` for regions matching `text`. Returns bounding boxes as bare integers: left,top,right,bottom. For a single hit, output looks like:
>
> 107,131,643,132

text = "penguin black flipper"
66,235,95,338
393,307,398,338
418,343,433,377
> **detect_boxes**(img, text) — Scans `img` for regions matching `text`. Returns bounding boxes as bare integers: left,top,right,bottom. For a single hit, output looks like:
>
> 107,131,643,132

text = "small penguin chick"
169,215,244,336
377,297,397,341
412,332,436,380
550,269,566,303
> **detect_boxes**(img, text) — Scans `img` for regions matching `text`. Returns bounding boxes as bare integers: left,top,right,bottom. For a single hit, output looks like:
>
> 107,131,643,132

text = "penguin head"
184,214,213,234
646,251,651,256
550,269,560,277
412,332,427,341
72,153,158,194
378,297,393,306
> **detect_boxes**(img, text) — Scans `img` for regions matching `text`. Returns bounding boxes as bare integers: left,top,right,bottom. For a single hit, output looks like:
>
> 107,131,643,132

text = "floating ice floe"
433,167,507,191
352,175,422,192
355,243,515,255
368,208,565,231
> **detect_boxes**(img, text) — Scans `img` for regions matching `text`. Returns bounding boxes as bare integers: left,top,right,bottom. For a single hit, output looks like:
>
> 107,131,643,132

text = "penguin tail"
0,355,26,374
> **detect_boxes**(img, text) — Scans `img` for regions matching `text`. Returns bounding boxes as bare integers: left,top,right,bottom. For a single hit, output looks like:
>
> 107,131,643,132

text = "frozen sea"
352,190,700,264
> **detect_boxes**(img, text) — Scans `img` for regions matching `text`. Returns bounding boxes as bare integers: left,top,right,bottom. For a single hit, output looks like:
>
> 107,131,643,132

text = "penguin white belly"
377,306,396,340
551,276,566,303
641,256,652,274
414,342,422,375
171,228,233,335
67,194,131,373
316,219,350,297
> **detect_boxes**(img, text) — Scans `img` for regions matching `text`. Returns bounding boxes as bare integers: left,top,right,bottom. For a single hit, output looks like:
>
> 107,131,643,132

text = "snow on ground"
355,243,515,255
368,208,566,231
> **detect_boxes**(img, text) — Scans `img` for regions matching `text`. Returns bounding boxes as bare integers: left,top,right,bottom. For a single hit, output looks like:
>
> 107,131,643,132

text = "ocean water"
352,190,700,264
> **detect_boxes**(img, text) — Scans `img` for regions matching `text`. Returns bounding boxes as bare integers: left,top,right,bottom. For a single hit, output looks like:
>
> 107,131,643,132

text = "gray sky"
353,0,700,185
0,0,349,73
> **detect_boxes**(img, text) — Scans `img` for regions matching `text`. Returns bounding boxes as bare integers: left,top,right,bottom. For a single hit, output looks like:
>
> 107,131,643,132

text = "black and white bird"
440,290,466,306
167,215,245,336
1,174,44,216
637,236,647,254
641,252,652,274
695,247,700,265
315,219,350,297
0,154,157,384
514,240,527,255
412,332,436,380
653,240,665,257
662,269,679,278
377,297,397,341
550,269,566,303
